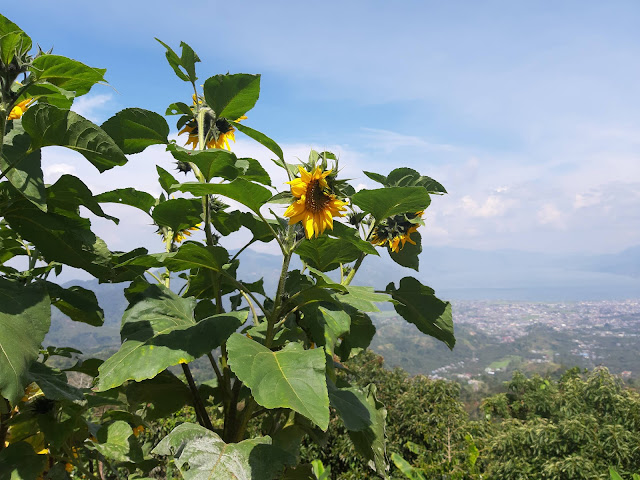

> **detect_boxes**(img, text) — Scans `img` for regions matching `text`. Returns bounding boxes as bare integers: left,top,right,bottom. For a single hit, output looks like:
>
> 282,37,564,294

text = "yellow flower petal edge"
8,98,34,121
370,211,423,253
284,166,347,239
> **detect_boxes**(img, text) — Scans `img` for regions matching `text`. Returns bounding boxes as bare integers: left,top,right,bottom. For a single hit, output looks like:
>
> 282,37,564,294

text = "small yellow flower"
8,98,34,120
132,425,145,437
284,166,347,239
65,463,74,473
370,211,423,253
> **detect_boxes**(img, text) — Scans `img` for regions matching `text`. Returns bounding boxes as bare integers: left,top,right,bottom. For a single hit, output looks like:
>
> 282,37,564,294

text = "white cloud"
72,94,113,122
43,163,76,183
537,203,564,227
459,194,511,218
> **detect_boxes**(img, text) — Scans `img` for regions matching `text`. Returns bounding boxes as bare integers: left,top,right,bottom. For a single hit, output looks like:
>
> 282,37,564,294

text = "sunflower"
157,224,202,244
370,211,423,253
178,115,247,151
8,98,34,120
284,166,348,239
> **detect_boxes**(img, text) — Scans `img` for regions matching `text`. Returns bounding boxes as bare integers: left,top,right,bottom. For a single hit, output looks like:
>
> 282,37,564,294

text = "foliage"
0,14,453,479
480,367,640,479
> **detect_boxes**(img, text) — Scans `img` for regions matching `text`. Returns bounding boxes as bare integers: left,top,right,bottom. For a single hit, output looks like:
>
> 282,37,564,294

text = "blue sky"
5,1,640,260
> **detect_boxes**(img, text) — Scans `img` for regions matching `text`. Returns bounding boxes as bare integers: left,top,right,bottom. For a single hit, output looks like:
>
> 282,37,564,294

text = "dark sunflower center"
305,179,331,213
215,118,233,134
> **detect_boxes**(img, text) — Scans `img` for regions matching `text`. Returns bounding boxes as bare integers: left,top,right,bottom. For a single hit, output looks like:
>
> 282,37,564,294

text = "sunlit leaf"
351,187,431,222
22,103,127,172
203,73,260,120
101,108,169,154
153,423,295,480
227,333,330,429
176,178,272,214
95,187,156,215
31,54,106,96
96,284,245,390
231,121,284,160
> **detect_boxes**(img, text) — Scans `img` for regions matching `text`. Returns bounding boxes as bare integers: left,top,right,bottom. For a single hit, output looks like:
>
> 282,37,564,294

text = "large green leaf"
89,420,144,463
227,333,330,430
47,174,119,223
3,196,115,280
120,243,229,273
385,276,455,349
344,384,389,477
0,121,45,210
0,14,31,64
27,361,84,402
295,236,362,272
331,222,378,255
335,309,376,361
95,188,156,215
153,423,295,480
151,198,202,232
19,82,75,109
300,306,350,358
176,178,272,214
155,39,199,83
231,121,284,161
96,285,245,391
351,187,431,222
167,144,240,182
388,231,422,271
236,157,272,185
31,54,106,96
22,103,127,172
125,370,191,421
0,442,46,480
203,73,261,120
0,278,50,405
47,282,104,326
334,286,389,312
101,108,169,154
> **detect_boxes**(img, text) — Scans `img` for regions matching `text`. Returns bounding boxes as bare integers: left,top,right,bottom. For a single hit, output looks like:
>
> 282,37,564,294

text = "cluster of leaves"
0,14,454,480
299,353,640,480
478,367,640,479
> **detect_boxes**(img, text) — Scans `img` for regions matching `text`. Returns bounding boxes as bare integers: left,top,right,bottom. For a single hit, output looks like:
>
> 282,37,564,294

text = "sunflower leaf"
152,198,202,233
96,285,245,391
175,179,272,214
385,276,455,349
22,103,127,172
227,333,330,430
95,188,156,215
153,423,296,480
101,108,170,154
388,231,422,271
203,73,260,120
30,54,106,96
233,121,284,161
0,277,51,405
351,187,431,222
167,144,240,182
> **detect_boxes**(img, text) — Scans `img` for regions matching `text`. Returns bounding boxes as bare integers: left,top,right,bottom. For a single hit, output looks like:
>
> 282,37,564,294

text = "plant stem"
240,290,260,324
266,248,292,348
181,363,213,431
231,239,256,263
257,211,286,255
